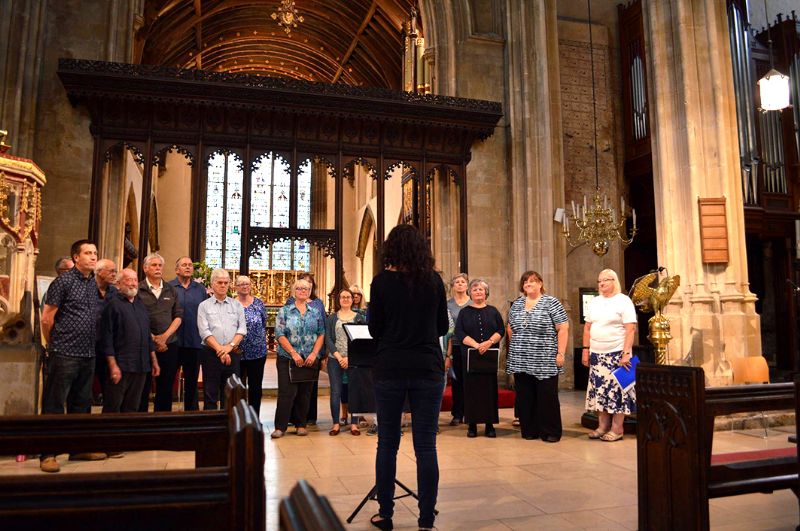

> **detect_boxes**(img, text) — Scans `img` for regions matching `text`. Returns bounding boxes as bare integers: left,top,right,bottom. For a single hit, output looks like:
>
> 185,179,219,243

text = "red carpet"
440,383,516,412
711,446,796,465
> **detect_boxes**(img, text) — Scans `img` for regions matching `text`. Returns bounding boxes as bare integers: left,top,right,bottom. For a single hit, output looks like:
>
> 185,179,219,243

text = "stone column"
643,0,760,384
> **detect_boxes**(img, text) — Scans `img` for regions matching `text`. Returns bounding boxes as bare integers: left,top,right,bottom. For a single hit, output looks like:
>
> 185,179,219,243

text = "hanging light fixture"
561,0,636,257
757,0,790,111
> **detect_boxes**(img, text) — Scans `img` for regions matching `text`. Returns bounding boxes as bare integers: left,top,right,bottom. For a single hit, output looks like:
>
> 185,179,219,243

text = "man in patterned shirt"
40,239,105,473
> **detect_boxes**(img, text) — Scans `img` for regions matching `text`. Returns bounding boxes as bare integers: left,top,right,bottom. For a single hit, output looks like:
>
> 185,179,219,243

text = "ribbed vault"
135,0,418,89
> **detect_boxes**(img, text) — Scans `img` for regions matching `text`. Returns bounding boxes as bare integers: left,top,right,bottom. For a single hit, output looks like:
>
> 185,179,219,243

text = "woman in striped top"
506,271,569,442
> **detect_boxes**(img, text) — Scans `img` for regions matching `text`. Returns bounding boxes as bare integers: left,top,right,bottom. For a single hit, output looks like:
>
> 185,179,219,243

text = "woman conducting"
368,224,449,531
325,287,366,436
506,271,569,442
454,278,504,438
582,268,637,442
272,278,325,439
234,275,268,415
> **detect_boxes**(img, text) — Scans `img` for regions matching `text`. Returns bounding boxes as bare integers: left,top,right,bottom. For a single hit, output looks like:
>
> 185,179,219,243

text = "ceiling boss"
271,0,304,36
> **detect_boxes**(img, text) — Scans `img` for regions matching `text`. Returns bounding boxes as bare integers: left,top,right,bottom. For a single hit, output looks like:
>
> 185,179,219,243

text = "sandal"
350,426,361,436
511,418,520,427
588,429,608,439
329,426,340,436
600,431,623,442
370,513,393,530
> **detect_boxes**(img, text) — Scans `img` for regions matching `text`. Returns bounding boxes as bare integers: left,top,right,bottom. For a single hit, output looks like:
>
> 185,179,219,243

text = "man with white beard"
100,268,161,413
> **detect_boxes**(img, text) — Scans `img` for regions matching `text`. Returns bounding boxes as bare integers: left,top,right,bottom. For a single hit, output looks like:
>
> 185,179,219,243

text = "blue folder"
611,355,640,393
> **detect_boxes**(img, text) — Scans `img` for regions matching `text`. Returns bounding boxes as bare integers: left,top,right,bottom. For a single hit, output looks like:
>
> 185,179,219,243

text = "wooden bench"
636,363,798,530
0,375,248,467
0,400,265,530
279,480,346,531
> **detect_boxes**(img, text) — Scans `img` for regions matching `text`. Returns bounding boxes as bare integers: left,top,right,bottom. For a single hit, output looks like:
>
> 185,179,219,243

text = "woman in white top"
581,269,637,441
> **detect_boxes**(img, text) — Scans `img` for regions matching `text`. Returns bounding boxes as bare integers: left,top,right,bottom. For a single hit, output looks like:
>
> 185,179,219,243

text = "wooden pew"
0,400,265,531
636,363,798,531
280,480,346,531
0,375,248,467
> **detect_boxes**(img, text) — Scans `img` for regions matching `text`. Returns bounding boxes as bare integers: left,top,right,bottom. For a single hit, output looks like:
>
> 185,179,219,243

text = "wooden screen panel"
698,197,729,263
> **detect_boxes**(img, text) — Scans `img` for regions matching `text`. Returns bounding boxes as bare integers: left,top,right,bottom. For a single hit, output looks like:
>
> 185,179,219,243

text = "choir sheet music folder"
343,324,376,367
467,348,499,374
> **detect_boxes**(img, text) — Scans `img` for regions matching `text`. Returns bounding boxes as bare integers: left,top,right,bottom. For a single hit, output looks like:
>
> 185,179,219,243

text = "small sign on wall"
698,197,729,264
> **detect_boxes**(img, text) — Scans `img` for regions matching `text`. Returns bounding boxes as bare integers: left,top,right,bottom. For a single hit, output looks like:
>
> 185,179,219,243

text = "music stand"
341,325,436,523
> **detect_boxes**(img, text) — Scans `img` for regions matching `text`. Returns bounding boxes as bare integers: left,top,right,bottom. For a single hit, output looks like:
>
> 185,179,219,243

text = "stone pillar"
643,0,760,384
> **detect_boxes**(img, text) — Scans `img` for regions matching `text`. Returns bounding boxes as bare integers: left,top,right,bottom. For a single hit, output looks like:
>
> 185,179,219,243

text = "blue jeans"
41,354,95,414
327,358,358,425
374,377,443,529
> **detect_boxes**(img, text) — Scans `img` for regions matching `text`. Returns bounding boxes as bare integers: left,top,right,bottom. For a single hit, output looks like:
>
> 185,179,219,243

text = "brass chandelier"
562,0,637,257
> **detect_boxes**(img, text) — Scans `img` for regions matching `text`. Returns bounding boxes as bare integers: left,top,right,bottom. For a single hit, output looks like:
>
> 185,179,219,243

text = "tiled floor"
1,390,797,530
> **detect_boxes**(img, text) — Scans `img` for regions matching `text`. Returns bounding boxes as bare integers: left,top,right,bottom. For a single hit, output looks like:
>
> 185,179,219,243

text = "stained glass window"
293,239,310,271
250,154,272,227
297,161,312,229
273,162,291,228
249,243,270,270
204,151,243,270
272,239,292,270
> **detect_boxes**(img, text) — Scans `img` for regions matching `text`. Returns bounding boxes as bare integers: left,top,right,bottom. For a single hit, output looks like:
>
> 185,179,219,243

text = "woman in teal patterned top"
272,278,325,438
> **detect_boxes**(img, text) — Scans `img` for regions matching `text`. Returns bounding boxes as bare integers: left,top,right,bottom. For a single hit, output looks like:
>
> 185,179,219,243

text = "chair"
731,355,772,438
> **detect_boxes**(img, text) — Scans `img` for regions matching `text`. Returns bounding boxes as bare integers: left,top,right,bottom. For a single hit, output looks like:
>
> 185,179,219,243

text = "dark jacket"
324,311,367,355
138,279,183,343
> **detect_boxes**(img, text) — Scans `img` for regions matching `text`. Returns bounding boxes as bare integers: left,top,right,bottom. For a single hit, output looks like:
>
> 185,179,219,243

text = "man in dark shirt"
93,258,117,404
137,253,183,412
168,256,208,411
102,269,160,413
40,239,104,473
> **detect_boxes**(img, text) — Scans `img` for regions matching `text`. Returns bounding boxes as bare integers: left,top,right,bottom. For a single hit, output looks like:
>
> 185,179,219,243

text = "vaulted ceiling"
134,0,418,89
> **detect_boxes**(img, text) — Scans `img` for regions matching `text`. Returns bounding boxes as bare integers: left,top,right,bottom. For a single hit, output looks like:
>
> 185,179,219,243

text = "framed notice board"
698,197,729,264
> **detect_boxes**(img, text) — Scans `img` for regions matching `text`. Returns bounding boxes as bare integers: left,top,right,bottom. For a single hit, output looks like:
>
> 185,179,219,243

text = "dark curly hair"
381,224,435,285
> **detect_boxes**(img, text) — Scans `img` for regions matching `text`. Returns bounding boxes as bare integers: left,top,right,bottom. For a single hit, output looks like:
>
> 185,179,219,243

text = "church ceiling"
135,0,417,89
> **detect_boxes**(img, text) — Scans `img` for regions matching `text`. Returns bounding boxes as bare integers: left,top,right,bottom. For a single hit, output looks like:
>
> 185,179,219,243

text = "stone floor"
1,389,797,530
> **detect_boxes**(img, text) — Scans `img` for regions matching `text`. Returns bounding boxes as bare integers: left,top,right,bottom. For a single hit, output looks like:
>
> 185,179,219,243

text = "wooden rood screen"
57,60,503,282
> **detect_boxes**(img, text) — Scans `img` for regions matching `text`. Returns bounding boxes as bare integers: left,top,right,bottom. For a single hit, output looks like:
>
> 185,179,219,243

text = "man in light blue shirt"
197,268,246,410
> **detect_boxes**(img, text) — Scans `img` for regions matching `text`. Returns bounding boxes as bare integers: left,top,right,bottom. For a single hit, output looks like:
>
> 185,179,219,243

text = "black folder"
343,323,376,367
467,348,499,374
289,360,320,383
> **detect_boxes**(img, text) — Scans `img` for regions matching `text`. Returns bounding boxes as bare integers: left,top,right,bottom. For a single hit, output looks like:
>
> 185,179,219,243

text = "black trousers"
275,356,313,431
291,380,318,424
154,344,180,412
201,347,241,410
103,372,148,413
240,356,266,415
176,347,202,411
450,348,465,420
514,373,562,440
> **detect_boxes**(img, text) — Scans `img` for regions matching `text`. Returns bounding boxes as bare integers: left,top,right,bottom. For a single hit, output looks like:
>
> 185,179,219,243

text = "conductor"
367,224,449,531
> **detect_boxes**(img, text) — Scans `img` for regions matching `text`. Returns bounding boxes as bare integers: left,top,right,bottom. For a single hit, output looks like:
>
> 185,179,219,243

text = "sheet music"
343,323,373,341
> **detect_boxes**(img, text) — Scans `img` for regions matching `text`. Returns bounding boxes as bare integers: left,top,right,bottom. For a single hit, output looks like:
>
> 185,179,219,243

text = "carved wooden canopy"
57,59,502,279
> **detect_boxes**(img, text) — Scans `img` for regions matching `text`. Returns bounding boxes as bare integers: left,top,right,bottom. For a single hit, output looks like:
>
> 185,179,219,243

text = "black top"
100,293,155,373
368,270,449,381
46,267,98,358
138,280,183,342
454,305,505,347
95,284,118,349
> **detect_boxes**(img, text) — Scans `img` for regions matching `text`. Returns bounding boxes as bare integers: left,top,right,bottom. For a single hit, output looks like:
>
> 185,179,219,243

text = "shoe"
522,434,538,440
359,419,370,428
271,429,285,439
588,429,608,440
511,418,520,427
600,431,623,442
69,452,107,461
350,426,361,436
329,426,340,436
485,425,496,438
448,417,462,426
39,456,59,473
107,452,125,458
467,425,477,438
367,425,377,436
542,435,560,443
296,427,308,436
370,513,393,530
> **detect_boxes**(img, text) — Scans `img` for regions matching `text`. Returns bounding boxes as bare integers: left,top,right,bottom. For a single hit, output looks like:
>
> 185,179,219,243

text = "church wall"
0,0,139,276
153,151,192,274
